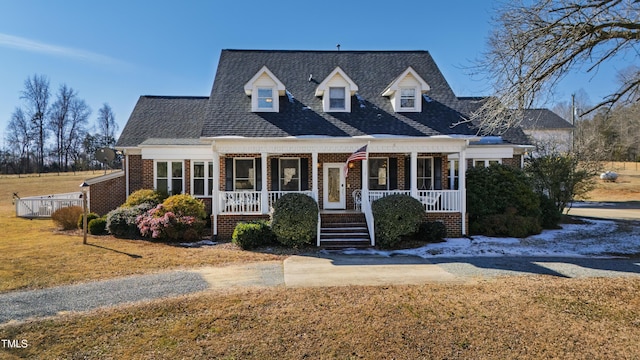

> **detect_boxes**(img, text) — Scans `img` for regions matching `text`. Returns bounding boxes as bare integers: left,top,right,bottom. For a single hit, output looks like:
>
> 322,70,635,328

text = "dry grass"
0,172,283,293
2,277,640,359
584,161,640,202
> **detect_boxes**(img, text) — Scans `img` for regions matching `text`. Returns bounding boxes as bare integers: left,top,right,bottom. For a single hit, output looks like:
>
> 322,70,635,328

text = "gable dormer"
381,67,430,113
244,66,286,112
314,67,359,113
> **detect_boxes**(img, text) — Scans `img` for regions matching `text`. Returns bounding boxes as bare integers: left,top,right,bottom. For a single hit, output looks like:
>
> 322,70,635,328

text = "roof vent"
336,44,341,51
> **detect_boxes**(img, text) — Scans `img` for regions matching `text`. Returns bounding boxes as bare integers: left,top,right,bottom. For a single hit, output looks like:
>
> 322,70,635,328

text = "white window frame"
257,87,274,110
154,160,184,195
368,157,389,191
234,158,256,191
417,157,434,190
473,159,502,168
329,87,346,110
191,161,213,197
400,87,417,110
449,160,459,190
279,157,301,191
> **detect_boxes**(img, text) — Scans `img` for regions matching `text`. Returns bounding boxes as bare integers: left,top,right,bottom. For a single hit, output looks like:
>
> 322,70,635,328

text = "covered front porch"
210,137,470,245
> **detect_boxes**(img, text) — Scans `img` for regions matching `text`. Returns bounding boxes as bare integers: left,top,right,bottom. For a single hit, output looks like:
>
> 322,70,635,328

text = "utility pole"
571,93,575,152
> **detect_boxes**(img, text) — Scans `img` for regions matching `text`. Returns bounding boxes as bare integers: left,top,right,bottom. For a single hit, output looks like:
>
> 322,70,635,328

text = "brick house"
110,50,534,246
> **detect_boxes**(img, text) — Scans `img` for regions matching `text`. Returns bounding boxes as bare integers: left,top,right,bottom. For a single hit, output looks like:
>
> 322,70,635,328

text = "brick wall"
89,173,126,216
425,212,468,238
215,214,270,240
127,155,144,193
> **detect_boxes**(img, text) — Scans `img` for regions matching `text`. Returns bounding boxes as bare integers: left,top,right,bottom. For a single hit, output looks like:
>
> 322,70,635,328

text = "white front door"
323,163,346,209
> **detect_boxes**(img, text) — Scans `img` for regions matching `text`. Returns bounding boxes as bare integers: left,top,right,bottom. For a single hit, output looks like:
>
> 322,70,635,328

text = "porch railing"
15,192,84,218
220,190,317,214
361,191,376,247
368,190,461,212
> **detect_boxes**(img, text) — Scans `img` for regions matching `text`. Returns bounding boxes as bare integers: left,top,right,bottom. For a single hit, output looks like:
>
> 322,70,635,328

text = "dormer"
381,67,430,113
244,66,286,112
314,67,359,113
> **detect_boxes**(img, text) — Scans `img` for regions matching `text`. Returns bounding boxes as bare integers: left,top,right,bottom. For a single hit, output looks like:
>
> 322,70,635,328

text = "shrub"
271,193,318,247
122,189,165,208
372,194,425,249
538,194,562,229
417,221,447,243
88,217,108,235
470,208,542,238
106,203,153,238
136,194,207,242
52,206,84,230
232,220,276,250
77,212,99,229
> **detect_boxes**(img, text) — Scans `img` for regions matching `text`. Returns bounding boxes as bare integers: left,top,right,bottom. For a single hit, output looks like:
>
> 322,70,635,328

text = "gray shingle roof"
116,96,209,147
521,109,573,130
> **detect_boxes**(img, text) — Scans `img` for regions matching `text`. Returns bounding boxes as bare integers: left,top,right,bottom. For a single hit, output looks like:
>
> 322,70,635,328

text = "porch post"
362,157,368,200
261,152,268,214
459,147,467,236
312,152,318,201
410,151,418,198
212,148,220,239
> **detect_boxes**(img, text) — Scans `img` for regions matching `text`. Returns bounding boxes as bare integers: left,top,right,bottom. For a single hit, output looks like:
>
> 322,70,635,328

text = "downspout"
125,153,130,196
459,143,468,236
212,145,219,240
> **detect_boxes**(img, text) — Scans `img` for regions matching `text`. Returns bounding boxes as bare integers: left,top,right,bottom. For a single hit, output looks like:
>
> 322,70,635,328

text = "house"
520,108,574,152
112,49,534,246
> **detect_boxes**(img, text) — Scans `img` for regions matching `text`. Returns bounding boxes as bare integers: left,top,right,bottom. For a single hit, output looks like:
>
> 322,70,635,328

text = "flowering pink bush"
137,204,205,241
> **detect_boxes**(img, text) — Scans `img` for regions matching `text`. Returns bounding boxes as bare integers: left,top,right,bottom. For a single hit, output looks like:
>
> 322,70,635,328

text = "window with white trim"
400,88,416,109
368,158,388,190
279,158,300,191
417,157,433,190
234,159,255,190
155,161,184,195
473,159,501,168
192,161,214,197
449,160,459,190
329,87,346,110
257,88,274,109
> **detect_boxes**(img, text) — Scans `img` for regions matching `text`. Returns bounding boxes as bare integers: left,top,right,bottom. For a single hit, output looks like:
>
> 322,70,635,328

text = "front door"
323,163,346,209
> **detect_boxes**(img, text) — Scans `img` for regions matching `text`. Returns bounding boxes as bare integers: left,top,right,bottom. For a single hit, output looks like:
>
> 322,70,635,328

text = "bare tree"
20,74,50,173
474,0,640,133
48,84,75,170
96,103,117,147
6,108,32,174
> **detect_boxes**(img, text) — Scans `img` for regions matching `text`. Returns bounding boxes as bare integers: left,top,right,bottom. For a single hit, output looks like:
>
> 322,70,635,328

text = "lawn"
0,172,283,293
584,161,640,201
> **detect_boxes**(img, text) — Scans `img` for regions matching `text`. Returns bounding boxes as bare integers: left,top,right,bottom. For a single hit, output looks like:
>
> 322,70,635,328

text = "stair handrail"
361,190,375,247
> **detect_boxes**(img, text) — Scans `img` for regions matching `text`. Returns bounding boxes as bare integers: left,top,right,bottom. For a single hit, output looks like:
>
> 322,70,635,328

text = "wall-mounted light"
348,162,355,169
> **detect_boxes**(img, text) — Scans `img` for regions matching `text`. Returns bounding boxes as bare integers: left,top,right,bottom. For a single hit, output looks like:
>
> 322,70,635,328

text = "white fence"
219,191,317,214
368,190,461,212
15,192,84,218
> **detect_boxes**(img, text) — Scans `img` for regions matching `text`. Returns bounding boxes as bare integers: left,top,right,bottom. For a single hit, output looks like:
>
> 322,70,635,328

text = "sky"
0,0,628,143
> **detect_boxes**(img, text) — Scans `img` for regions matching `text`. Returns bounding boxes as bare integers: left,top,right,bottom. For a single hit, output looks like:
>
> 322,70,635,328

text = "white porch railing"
15,192,84,218
361,191,376,247
368,190,461,212
220,191,317,214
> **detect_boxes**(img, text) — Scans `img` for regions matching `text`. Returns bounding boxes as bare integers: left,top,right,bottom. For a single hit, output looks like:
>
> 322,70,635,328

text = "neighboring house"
520,109,574,152
114,49,534,246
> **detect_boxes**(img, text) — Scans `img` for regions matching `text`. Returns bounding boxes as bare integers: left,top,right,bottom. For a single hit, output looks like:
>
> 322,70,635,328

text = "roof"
521,109,573,130
202,50,479,139
116,96,209,147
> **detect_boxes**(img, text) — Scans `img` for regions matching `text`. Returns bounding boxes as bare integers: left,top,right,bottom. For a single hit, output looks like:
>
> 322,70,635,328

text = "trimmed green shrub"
52,206,83,230
467,164,542,237
232,220,276,250
88,217,108,235
106,203,153,238
122,189,165,208
135,194,206,242
417,221,447,243
539,194,562,229
271,193,318,247
77,212,99,229
372,194,425,249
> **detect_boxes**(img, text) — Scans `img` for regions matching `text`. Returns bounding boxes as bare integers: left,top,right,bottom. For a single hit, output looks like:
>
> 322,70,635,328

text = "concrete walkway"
3,253,640,325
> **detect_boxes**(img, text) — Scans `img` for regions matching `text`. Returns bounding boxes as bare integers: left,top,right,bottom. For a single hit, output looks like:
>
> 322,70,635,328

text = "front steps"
320,212,371,249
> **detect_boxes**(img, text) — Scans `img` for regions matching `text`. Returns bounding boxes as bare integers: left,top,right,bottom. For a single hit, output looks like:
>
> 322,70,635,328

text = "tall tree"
6,108,32,174
474,0,640,133
65,97,90,170
48,84,75,170
20,74,50,173
96,103,117,147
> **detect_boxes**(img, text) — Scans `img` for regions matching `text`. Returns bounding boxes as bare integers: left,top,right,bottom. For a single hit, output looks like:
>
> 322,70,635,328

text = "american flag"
344,145,368,177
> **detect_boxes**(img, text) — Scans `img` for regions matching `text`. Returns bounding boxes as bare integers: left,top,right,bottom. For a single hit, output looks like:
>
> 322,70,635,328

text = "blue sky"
0,0,624,141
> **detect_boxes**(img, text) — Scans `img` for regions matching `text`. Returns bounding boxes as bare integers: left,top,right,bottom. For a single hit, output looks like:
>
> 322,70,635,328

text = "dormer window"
315,67,358,113
382,67,430,113
244,66,286,112
329,87,346,110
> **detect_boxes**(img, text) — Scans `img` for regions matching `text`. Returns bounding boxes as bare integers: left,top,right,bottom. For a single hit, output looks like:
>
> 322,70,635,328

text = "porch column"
125,153,130,196
459,148,467,236
312,152,318,201
261,152,268,214
212,149,220,239
410,151,418,198
362,157,368,199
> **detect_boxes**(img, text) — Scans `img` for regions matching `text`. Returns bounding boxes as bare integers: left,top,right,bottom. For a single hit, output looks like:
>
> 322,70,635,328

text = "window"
234,159,255,190
279,158,300,191
417,157,433,190
474,159,501,168
155,161,183,195
257,88,273,109
192,161,215,196
208,162,214,196
329,87,346,110
449,160,459,190
369,158,388,190
400,88,416,109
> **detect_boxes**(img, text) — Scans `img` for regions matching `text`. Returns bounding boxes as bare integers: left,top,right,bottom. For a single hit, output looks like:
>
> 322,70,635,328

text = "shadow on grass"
86,243,143,258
